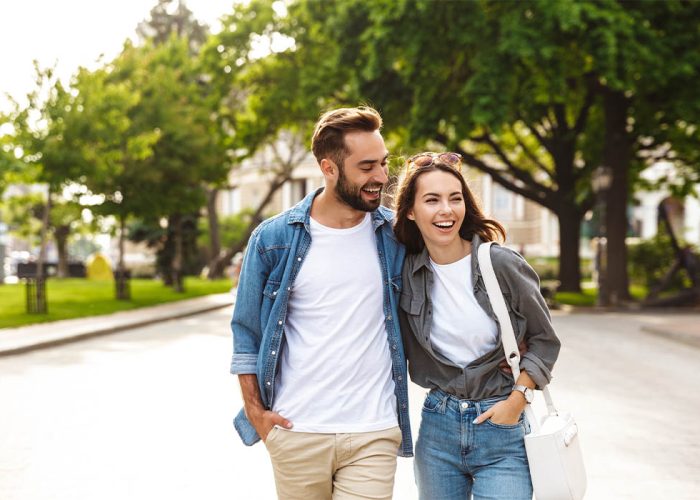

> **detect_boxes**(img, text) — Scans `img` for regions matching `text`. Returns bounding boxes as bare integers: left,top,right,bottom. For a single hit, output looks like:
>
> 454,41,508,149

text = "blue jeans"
414,389,533,500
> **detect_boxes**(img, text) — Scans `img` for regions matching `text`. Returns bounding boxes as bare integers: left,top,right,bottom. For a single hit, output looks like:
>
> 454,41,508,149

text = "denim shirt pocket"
261,279,281,325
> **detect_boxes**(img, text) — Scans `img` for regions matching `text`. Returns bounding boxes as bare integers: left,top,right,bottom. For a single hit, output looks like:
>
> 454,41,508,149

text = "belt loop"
439,393,448,413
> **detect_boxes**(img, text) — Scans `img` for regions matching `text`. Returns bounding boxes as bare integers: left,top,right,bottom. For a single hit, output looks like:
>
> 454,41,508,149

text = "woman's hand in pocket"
473,395,524,426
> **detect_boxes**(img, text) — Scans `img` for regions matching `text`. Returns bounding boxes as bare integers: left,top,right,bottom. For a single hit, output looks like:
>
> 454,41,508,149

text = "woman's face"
408,169,466,252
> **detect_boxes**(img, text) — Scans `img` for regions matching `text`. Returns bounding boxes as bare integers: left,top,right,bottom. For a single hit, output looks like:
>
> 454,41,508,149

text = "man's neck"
310,190,370,229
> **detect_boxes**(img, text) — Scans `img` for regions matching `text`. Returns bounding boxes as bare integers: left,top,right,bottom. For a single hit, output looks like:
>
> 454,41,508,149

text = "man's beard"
335,166,382,212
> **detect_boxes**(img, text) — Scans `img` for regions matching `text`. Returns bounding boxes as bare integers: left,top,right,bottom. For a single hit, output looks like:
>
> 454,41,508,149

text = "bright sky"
0,0,236,112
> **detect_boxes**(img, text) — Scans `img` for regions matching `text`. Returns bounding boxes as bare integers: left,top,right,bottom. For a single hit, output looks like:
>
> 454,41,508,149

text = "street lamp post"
592,165,613,307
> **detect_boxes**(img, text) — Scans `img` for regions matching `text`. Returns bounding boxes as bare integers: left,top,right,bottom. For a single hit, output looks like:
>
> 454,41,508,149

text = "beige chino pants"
264,426,402,500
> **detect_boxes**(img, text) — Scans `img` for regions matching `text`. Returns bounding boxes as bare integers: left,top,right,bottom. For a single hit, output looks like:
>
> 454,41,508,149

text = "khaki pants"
264,426,402,500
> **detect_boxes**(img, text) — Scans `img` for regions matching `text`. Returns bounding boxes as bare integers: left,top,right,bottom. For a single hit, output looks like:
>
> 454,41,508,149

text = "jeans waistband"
429,388,509,413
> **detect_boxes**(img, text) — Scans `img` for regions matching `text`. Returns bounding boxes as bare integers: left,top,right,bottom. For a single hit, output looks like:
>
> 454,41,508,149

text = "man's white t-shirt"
429,254,499,367
272,213,397,433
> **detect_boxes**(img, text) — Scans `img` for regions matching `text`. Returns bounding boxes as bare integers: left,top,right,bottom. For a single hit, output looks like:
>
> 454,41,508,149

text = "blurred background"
1,1,699,499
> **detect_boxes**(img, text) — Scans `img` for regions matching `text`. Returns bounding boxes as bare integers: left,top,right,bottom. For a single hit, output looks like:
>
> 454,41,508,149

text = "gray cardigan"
399,234,561,400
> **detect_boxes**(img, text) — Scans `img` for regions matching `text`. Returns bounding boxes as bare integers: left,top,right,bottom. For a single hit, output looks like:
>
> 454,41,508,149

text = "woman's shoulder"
487,243,536,280
489,243,525,266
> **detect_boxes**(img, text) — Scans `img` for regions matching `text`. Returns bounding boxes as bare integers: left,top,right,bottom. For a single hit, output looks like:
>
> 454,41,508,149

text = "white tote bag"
478,242,587,500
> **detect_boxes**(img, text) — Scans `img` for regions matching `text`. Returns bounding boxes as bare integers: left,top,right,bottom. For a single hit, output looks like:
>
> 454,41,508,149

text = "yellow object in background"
86,253,113,280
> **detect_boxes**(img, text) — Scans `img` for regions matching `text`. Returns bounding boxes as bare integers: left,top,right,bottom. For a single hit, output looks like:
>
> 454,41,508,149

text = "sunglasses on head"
406,152,462,169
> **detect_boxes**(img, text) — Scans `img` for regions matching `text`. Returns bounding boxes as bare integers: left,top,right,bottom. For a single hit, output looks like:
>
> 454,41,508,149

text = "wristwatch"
512,384,534,404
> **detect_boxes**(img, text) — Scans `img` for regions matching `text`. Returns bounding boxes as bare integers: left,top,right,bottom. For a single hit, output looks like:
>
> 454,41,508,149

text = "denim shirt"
399,234,561,400
230,188,413,457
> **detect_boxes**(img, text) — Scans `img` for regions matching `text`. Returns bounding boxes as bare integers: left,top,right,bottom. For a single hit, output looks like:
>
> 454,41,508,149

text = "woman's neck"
425,238,472,265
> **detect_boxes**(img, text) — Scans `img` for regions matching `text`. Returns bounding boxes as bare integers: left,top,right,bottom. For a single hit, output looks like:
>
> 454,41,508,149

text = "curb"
640,326,700,350
0,294,234,358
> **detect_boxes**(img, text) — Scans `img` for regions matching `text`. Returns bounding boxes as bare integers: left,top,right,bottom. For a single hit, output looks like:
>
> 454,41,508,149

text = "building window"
492,184,513,219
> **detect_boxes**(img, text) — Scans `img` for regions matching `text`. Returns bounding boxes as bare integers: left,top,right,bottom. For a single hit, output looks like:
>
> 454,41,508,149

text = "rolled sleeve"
495,247,561,389
231,353,258,375
520,352,554,388
230,227,269,376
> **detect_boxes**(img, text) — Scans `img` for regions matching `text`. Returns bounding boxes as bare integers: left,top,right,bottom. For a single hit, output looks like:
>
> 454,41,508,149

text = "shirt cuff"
231,353,258,375
520,353,553,389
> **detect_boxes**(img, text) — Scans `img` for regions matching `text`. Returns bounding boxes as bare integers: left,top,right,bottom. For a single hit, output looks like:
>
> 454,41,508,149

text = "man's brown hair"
311,106,382,169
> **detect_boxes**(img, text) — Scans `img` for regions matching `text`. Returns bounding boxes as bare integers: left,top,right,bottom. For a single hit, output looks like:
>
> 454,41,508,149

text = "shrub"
627,233,695,290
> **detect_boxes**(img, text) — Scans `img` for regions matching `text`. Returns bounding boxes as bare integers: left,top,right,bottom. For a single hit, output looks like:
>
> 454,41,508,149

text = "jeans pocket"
485,414,524,430
422,392,443,413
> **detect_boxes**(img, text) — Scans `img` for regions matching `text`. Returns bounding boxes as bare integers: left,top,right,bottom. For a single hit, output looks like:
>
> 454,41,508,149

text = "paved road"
1,309,699,499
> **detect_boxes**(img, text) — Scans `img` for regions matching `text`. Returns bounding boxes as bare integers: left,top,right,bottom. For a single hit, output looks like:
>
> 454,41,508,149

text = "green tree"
137,0,209,54
7,65,86,310
276,0,700,300
198,0,317,278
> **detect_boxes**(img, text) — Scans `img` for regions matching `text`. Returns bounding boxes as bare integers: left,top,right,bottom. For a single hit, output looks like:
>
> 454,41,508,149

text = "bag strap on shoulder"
477,242,558,423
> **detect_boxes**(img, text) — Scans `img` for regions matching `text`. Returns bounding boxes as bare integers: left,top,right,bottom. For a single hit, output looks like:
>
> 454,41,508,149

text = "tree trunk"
115,213,131,300
556,208,583,292
29,188,51,314
601,89,632,305
171,213,185,293
205,187,223,279
54,225,70,278
206,173,290,280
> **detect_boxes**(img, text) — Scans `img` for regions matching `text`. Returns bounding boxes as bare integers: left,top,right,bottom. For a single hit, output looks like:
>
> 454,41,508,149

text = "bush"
627,233,695,290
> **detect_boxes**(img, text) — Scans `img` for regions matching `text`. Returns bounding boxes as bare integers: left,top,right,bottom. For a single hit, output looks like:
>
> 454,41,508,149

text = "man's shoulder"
251,210,296,244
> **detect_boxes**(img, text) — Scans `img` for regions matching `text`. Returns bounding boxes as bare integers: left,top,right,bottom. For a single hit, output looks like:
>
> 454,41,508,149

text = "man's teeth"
434,222,454,228
363,188,381,193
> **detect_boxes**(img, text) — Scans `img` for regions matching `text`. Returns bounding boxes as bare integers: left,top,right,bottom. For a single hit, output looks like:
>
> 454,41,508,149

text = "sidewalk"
0,292,234,357
558,305,700,348
636,312,700,348
1,293,697,357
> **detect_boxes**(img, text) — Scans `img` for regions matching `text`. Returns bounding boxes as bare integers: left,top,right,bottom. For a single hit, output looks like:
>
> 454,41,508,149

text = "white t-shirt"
272,213,397,433
429,254,498,367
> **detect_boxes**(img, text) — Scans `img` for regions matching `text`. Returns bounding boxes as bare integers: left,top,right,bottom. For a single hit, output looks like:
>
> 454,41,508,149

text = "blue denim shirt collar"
287,187,393,231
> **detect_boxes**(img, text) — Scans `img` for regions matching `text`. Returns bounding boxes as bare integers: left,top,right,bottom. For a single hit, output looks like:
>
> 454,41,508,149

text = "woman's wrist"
506,391,528,411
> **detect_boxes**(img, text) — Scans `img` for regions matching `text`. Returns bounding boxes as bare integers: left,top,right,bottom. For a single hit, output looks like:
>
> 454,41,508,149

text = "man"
230,106,412,499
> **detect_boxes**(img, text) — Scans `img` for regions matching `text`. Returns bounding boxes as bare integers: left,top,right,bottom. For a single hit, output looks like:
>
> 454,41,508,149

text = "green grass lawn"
555,282,648,307
0,277,233,329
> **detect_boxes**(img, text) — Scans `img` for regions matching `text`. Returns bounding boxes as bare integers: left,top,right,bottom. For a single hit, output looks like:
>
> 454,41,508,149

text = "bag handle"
477,242,558,425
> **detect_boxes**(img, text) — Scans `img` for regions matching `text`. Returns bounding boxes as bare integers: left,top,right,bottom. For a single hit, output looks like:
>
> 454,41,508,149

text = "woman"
393,152,561,499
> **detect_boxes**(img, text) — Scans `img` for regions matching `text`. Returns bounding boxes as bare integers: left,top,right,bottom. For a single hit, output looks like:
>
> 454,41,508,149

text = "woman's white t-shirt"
429,254,499,367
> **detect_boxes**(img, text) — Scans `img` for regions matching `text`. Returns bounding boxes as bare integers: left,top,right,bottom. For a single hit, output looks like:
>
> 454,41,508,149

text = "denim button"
387,315,392,321
278,321,283,325
297,257,301,261
461,402,469,409
271,351,276,355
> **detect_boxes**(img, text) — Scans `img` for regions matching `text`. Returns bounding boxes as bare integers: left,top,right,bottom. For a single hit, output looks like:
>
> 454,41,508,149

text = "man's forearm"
239,374,266,420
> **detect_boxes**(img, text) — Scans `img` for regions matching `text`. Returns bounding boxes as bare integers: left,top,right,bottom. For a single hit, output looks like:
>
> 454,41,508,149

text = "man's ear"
320,158,337,178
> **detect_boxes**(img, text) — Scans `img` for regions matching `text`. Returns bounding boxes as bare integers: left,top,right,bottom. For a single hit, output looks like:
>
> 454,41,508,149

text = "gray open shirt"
398,234,561,400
